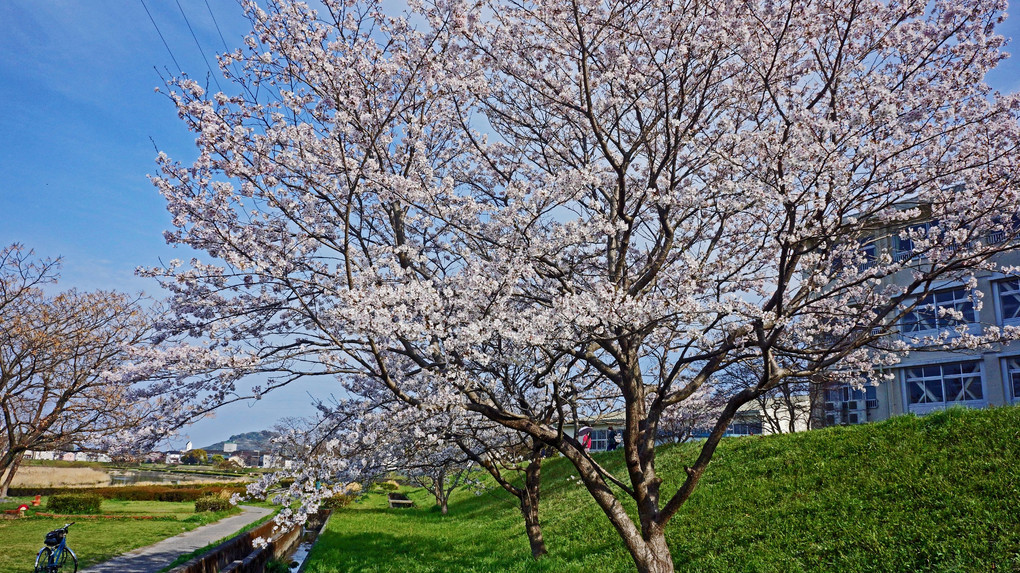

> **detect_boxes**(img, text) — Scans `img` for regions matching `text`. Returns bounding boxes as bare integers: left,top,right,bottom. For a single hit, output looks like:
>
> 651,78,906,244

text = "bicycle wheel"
34,547,52,573
58,548,78,573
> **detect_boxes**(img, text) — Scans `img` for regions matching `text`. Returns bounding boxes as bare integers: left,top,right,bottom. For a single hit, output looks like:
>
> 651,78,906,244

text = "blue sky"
1,1,1019,449
0,1,339,449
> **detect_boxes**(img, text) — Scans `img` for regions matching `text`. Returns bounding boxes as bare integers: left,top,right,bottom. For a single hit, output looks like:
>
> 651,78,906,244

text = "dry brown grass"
6,466,112,488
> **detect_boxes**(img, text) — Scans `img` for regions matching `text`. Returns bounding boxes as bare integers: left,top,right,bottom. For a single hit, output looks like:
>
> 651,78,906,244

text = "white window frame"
900,287,979,340
1001,357,1020,404
901,361,985,415
590,429,608,451
995,278,1020,327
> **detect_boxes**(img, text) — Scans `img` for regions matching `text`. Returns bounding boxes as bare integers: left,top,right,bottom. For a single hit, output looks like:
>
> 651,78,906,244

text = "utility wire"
175,0,224,92
203,0,233,55
139,0,183,74
203,0,244,82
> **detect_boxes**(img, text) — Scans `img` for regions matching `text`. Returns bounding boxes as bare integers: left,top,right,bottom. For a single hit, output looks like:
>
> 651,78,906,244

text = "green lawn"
304,406,1020,572
0,498,241,573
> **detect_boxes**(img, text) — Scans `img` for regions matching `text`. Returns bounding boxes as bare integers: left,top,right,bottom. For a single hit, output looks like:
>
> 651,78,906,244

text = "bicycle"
34,522,77,573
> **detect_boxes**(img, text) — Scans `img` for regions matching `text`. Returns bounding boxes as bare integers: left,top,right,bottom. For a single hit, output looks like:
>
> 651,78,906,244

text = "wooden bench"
387,493,414,508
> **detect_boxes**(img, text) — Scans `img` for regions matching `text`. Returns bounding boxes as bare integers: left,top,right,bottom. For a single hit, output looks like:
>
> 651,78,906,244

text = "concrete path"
80,505,273,573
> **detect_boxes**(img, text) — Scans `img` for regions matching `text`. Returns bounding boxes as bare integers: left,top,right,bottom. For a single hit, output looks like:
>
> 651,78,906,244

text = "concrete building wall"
830,228,1020,425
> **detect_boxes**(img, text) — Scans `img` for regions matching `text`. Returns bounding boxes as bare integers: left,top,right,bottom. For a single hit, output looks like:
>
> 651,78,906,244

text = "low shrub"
47,493,103,514
102,485,245,502
322,494,355,509
194,495,232,512
376,481,399,491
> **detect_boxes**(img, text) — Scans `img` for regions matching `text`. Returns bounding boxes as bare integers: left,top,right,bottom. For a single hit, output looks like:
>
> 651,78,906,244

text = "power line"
175,0,224,92
203,0,232,55
203,0,243,81
139,0,183,74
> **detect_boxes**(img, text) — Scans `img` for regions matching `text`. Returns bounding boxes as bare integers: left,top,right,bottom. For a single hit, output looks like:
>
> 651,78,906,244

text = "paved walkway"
80,505,273,573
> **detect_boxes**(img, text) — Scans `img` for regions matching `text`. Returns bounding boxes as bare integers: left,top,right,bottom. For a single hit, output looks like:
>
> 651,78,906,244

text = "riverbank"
304,406,1020,572
5,466,253,491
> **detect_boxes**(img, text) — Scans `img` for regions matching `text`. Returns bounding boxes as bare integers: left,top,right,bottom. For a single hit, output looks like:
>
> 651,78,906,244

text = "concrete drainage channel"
168,510,331,573
288,511,332,573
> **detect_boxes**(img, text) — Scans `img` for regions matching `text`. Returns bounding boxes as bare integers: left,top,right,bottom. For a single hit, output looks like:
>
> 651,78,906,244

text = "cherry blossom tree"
150,0,1020,570
0,245,156,497
266,383,557,556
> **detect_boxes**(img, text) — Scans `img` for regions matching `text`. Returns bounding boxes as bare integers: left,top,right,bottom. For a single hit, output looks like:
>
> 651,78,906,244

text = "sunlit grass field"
305,406,1020,572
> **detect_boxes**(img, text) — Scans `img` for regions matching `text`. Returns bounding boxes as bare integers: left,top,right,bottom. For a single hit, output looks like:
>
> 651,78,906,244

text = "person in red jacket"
578,426,593,450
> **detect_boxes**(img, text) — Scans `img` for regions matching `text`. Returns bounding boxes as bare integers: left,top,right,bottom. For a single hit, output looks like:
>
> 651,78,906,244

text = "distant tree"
182,449,208,465
657,386,727,444
715,361,817,434
0,245,155,497
216,457,243,470
211,454,225,464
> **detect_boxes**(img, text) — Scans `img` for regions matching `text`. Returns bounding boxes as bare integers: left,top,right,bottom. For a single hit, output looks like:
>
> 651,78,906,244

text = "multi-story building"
823,212,1020,426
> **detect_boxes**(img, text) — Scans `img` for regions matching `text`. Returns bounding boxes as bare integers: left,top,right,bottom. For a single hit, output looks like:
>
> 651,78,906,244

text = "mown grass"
304,406,1020,572
0,498,242,573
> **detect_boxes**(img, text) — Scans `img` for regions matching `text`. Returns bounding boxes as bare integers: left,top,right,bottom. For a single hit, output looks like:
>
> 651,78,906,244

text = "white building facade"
824,221,1020,425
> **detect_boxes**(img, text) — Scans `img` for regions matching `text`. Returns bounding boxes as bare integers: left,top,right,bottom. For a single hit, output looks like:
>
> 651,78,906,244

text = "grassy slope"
0,499,241,572
305,406,1020,572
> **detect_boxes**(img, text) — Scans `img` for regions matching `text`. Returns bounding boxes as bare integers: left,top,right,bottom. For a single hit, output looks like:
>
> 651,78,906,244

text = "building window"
894,221,935,262
904,361,984,408
825,384,877,407
858,242,877,271
1003,358,1020,402
997,279,1020,326
726,421,762,436
901,288,976,336
824,384,877,425
590,429,608,451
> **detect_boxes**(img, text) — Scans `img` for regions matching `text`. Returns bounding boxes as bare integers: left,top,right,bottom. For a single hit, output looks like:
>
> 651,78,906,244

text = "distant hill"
201,430,279,452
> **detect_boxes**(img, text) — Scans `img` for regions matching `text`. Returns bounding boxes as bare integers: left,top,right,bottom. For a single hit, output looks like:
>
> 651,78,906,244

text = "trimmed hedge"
195,496,232,512
9,484,246,501
47,493,103,514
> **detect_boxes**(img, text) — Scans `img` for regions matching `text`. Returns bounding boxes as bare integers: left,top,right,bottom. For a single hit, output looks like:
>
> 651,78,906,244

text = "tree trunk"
522,443,548,558
435,488,449,515
0,451,25,498
519,494,546,559
625,527,674,573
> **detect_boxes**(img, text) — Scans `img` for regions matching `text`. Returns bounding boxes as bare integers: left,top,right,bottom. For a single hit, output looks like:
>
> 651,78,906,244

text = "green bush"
194,495,232,512
47,493,102,514
322,494,355,509
376,481,399,491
